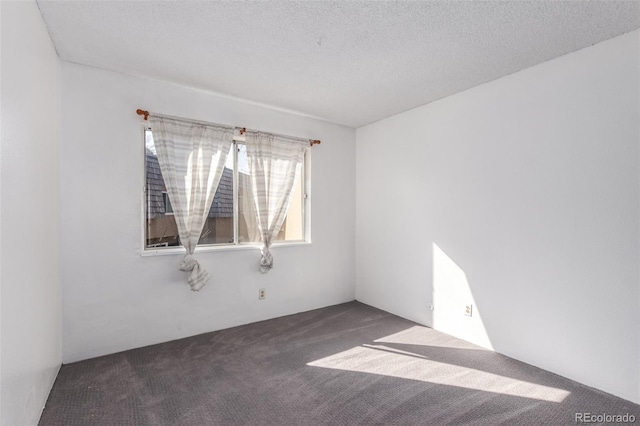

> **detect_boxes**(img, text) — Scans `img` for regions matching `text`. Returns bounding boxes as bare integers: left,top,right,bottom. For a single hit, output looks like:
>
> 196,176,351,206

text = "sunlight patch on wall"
433,243,493,350
308,345,570,403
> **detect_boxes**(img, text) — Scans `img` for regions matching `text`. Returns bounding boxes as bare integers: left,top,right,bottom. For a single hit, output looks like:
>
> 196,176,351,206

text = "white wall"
0,2,62,425
60,63,356,363
356,30,640,403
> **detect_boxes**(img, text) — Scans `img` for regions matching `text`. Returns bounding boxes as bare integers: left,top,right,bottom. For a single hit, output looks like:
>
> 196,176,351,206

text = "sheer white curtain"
245,131,307,273
239,172,261,242
149,115,234,290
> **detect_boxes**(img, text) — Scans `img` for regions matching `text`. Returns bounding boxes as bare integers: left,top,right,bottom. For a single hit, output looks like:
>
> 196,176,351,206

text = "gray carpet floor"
40,301,639,425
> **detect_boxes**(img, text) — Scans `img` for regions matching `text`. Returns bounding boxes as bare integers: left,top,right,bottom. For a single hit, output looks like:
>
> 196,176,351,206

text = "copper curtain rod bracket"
310,140,321,147
136,109,149,121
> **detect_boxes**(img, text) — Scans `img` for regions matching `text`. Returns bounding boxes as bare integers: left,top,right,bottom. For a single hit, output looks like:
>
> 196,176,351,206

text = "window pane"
237,144,305,244
146,132,180,248
198,158,235,245
145,130,234,248
277,171,304,241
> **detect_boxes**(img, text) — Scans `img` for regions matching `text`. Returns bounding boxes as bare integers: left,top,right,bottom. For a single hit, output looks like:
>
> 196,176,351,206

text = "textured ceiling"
37,1,640,128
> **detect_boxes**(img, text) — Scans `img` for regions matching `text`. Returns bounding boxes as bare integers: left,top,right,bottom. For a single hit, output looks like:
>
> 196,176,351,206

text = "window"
162,192,173,214
144,129,308,250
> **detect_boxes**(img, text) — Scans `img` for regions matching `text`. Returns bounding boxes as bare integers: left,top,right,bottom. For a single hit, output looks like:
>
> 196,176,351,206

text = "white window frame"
141,125,311,256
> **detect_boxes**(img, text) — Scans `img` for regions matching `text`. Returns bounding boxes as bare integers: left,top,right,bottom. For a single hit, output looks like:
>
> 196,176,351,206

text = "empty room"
1,0,639,425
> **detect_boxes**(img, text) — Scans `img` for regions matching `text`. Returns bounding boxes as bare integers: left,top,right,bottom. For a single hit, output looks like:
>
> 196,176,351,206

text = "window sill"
140,240,311,257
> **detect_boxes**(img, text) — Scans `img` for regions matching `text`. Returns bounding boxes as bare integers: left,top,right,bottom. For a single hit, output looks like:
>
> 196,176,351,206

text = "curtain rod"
136,109,321,147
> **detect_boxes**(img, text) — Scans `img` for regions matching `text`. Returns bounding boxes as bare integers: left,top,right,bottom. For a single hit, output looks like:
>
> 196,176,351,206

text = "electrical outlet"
465,305,473,317
259,289,266,300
